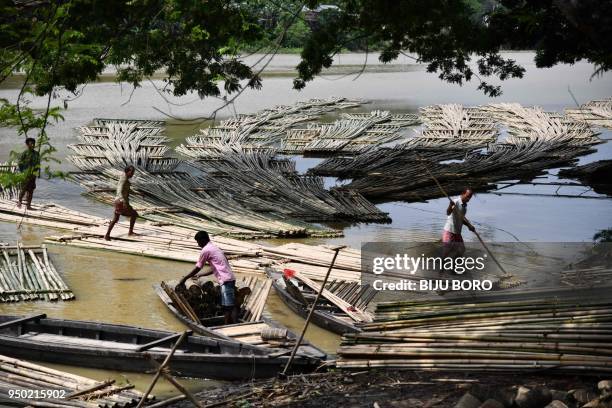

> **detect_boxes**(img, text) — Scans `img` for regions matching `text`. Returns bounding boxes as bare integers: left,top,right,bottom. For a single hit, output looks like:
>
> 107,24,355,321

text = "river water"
0,53,611,396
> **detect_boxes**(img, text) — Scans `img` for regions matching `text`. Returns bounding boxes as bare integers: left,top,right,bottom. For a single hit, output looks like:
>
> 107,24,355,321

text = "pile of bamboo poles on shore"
338,293,612,374
0,354,154,407
566,97,612,129
0,243,73,302
281,111,419,154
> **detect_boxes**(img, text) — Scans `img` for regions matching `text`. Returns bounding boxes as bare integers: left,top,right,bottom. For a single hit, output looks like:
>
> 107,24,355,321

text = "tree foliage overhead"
295,0,612,96
1,0,264,100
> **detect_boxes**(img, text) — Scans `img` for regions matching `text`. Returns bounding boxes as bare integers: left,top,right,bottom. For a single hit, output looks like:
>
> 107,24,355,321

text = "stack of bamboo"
565,97,612,129
70,118,354,237
294,271,373,322
418,104,498,147
0,200,368,283
0,244,74,302
0,354,154,407
179,142,389,223
482,103,600,146
281,111,419,154
338,293,612,374
240,276,273,322
176,97,363,148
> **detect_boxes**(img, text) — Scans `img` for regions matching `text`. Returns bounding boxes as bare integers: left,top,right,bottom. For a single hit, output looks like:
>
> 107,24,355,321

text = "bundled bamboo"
337,291,612,374
280,110,419,154
177,142,389,223
418,104,498,146
481,103,600,146
0,354,153,407
565,97,612,129
560,266,612,287
310,103,601,201
0,243,74,302
174,97,363,151
69,117,355,237
0,200,367,283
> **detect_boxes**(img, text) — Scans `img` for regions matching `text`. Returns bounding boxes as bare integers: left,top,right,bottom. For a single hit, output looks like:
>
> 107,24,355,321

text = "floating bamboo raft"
338,291,612,374
312,103,601,201
566,97,612,129
70,119,334,238
281,110,420,154
0,200,371,283
481,103,600,146
0,354,153,407
418,104,498,147
183,97,364,147
69,107,389,236
0,243,74,302
177,141,389,223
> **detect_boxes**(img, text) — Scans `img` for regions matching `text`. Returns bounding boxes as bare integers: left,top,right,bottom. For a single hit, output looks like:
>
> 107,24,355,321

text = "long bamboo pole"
280,245,344,377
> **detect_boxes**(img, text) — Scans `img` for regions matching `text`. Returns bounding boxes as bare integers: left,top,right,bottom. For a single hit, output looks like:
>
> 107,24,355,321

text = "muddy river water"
0,52,611,396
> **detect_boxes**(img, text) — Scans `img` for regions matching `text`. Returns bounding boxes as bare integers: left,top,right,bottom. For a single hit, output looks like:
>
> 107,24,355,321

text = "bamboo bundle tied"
337,292,612,374
565,97,612,129
0,243,74,303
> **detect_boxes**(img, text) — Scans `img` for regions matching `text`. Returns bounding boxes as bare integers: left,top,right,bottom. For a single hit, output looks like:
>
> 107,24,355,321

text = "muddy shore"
171,370,607,408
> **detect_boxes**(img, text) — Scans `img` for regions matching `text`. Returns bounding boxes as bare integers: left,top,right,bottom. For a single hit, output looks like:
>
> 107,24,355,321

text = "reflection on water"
0,52,611,392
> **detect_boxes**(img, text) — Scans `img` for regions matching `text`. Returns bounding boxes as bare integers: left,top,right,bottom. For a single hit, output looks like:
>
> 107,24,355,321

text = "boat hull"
272,279,361,335
0,315,319,380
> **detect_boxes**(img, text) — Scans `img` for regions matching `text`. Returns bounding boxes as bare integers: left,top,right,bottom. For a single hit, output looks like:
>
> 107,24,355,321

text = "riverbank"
171,370,607,408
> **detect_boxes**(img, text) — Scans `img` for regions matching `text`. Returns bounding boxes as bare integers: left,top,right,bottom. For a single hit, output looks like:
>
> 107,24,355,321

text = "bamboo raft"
69,119,334,238
337,288,612,374
565,97,612,129
0,200,369,283
181,97,364,147
280,111,420,154
177,141,389,223
0,354,154,407
311,103,601,201
0,243,74,302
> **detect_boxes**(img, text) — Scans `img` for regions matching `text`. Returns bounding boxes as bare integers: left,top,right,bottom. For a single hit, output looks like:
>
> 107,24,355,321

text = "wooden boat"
0,314,324,380
271,276,362,335
153,279,326,360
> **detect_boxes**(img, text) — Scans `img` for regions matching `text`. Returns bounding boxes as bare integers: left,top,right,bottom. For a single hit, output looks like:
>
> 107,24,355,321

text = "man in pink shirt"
177,231,237,324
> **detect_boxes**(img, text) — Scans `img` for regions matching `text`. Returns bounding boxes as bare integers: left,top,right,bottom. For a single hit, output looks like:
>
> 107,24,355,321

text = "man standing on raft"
104,165,139,240
177,231,237,324
17,138,40,210
442,187,476,258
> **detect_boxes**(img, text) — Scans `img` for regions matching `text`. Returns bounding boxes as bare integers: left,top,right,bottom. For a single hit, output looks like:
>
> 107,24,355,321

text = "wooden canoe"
0,314,323,380
271,277,361,335
153,281,326,360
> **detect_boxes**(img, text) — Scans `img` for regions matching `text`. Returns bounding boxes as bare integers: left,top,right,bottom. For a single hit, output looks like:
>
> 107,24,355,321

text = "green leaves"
293,0,610,97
